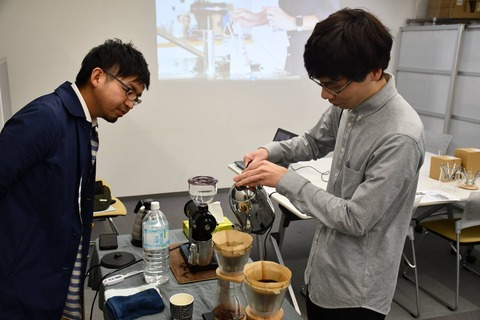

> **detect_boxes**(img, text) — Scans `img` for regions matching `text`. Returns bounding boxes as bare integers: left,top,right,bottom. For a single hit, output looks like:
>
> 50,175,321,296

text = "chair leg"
107,217,119,235
395,231,421,318
413,236,459,311
411,236,421,317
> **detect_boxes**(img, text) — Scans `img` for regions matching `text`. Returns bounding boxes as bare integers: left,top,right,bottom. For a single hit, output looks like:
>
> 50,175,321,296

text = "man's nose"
321,87,335,100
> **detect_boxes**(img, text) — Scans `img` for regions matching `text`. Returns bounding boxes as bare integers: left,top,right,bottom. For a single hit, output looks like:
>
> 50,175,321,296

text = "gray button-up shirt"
263,74,425,314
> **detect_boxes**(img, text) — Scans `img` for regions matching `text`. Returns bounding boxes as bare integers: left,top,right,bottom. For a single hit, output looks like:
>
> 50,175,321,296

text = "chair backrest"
424,130,453,155
458,192,480,230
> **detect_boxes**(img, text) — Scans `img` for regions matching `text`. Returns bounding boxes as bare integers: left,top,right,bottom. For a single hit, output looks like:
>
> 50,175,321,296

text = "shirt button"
335,172,339,177
341,147,345,153
347,122,352,127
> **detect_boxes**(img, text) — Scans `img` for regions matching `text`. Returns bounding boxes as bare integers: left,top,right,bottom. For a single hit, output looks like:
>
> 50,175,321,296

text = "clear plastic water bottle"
142,201,169,285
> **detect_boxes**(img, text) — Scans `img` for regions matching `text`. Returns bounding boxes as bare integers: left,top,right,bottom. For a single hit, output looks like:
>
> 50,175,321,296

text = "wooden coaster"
216,268,244,283
459,183,479,190
169,243,217,284
246,306,283,320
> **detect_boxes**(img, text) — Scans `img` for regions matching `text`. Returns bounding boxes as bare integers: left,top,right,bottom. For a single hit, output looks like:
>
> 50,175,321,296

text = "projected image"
156,0,340,80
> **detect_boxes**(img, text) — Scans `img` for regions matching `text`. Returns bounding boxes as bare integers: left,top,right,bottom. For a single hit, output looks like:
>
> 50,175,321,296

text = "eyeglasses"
309,76,353,96
104,70,142,105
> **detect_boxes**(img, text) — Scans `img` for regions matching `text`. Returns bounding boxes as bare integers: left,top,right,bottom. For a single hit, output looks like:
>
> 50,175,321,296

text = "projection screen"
155,0,340,80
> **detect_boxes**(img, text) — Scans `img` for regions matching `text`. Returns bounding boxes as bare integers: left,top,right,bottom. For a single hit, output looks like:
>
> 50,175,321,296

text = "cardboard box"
428,0,452,18
429,155,461,180
454,148,480,173
183,216,234,238
427,0,480,18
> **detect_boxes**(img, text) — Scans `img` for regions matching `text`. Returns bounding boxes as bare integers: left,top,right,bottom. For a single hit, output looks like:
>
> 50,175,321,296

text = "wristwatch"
296,16,303,32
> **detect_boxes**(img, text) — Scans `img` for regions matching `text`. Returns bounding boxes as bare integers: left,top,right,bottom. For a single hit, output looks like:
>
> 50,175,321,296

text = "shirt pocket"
341,160,363,199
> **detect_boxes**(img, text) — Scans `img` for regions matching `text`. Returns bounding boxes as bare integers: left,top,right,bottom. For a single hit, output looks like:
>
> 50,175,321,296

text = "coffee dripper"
181,176,218,270
212,230,253,320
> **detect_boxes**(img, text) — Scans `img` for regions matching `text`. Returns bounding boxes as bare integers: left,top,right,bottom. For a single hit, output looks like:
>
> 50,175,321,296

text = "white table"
228,152,479,249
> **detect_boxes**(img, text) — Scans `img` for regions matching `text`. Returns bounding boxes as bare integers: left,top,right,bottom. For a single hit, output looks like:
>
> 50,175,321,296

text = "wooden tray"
169,243,218,284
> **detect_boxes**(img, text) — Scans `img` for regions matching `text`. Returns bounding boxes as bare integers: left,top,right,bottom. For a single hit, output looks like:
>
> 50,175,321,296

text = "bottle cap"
151,201,160,210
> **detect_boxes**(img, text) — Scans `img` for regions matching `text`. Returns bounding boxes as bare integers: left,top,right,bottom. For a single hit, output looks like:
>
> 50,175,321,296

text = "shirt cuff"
276,170,310,198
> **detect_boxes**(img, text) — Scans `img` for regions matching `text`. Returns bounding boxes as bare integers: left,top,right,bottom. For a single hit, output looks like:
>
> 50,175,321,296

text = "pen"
450,165,460,180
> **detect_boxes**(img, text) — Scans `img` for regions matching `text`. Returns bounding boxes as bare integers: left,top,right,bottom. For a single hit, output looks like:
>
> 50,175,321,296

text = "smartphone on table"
99,233,118,250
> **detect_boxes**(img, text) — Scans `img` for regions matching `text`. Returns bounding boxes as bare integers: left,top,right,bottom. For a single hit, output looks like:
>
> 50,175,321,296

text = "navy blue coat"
0,82,96,319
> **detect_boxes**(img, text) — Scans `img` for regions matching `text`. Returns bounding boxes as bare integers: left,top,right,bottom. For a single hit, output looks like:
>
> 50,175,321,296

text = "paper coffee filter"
244,261,291,295
212,230,253,257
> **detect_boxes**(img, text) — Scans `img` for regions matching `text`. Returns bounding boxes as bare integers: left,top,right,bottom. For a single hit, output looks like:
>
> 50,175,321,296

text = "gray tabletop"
88,231,303,320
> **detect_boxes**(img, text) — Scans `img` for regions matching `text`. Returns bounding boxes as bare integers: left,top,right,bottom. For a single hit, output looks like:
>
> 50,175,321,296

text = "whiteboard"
395,24,480,155
397,27,459,71
458,26,480,73
396,71,450,114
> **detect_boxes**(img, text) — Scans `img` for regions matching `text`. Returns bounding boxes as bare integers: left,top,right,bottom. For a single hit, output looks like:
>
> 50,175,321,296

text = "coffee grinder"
181,176,218,270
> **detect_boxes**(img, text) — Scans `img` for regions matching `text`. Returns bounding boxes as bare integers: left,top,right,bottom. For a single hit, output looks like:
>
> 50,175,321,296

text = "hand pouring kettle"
228,185,275,235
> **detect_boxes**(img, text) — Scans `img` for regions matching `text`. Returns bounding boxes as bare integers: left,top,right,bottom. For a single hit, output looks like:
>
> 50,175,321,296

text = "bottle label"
143,226,169,250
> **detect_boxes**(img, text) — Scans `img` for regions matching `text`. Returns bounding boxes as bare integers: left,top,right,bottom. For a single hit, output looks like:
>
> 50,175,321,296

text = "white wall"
0,0,426,197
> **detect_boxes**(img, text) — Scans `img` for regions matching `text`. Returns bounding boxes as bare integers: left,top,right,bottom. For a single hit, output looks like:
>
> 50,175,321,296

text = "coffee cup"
170,293,194,320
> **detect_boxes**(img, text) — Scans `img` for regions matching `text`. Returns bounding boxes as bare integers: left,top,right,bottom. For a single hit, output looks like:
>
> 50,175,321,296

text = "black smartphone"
234,160,245,170
99,233,118,250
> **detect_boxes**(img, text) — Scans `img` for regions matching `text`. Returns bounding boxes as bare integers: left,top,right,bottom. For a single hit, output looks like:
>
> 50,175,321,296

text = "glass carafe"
213,278,247,320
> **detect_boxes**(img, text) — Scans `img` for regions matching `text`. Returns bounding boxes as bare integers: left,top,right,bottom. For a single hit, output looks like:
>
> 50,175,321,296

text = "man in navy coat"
0,39,150,319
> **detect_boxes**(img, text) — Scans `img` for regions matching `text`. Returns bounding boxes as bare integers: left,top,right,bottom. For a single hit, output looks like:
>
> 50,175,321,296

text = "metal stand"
270,234,301,316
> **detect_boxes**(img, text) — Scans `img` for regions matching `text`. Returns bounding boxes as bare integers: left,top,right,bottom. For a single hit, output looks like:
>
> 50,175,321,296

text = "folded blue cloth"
105,288,165,320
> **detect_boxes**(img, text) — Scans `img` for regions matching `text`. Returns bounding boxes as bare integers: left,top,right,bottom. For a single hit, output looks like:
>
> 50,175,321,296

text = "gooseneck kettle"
130,198,154,247
228,185,275,235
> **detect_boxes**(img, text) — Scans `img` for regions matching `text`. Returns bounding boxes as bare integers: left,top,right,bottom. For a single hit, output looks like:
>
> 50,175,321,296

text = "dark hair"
75,38,150,89
304,8,393,82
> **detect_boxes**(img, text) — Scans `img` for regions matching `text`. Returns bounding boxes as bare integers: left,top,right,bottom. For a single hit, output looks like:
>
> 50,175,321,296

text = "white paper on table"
416,190,460,203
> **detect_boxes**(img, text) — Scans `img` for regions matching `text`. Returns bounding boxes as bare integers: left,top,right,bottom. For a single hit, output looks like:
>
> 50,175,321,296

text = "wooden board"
169,243,218,284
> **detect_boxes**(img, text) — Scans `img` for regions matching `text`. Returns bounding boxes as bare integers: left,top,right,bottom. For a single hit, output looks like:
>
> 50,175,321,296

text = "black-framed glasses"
104,70,142,105
309,76,353,96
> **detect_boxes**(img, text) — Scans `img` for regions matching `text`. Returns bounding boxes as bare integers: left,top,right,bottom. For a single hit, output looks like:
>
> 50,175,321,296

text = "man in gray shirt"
233,8,425,320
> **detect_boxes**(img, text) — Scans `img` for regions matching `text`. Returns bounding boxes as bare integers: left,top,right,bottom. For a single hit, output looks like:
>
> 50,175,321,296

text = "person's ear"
371,68,383,81
90,67,104,88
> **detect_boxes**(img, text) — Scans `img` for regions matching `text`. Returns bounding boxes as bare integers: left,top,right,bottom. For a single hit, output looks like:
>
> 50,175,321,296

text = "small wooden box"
454,148,480,173
429,155,461,180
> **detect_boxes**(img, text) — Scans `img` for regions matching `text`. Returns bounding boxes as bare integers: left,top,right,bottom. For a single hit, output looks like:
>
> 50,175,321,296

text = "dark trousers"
306,293,386,320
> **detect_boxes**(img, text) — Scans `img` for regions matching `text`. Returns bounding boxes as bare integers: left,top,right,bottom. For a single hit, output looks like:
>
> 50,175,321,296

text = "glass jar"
212,278,247,320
